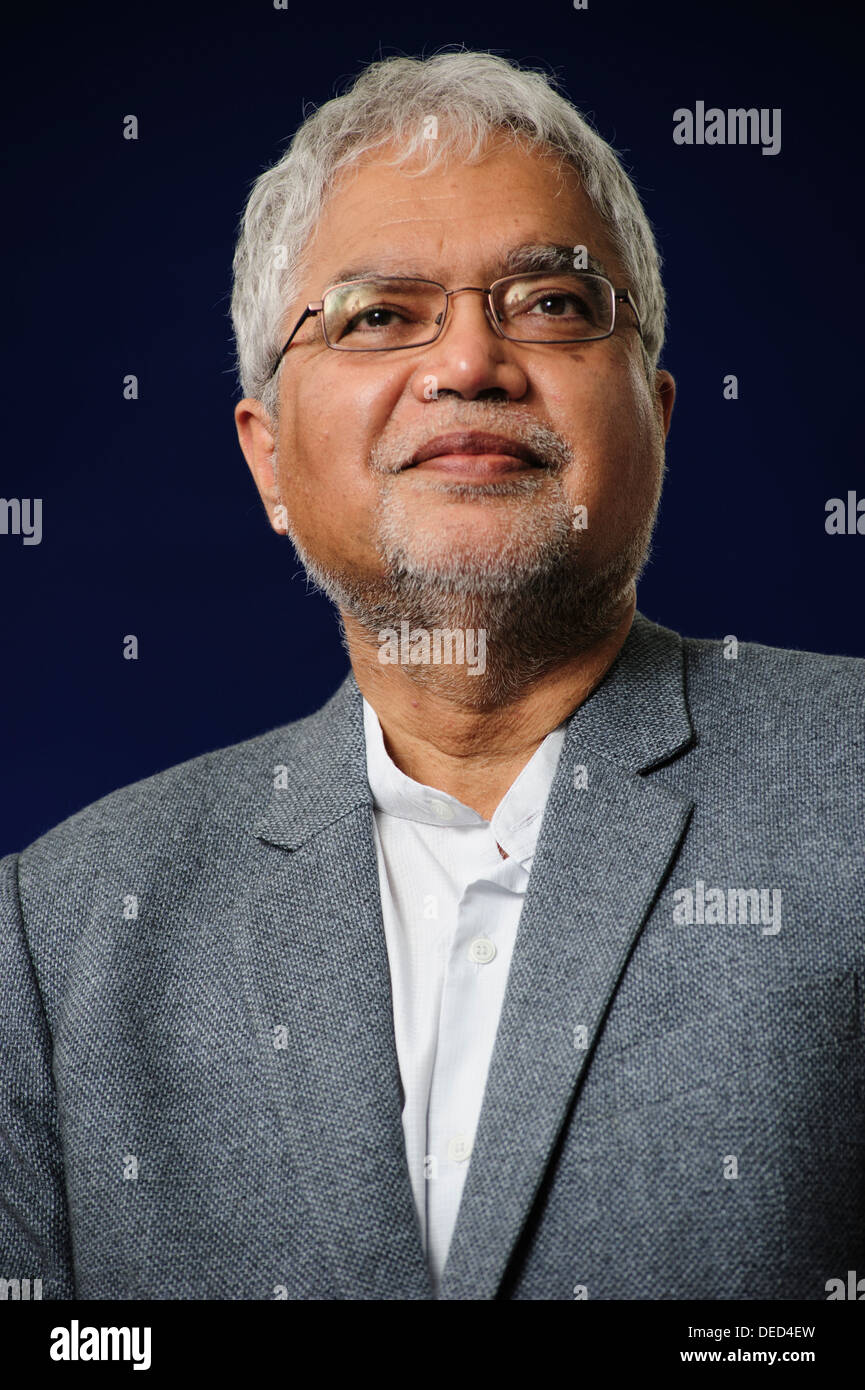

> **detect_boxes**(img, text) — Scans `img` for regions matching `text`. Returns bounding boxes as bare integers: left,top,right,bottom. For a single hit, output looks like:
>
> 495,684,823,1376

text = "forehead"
300,138,621,286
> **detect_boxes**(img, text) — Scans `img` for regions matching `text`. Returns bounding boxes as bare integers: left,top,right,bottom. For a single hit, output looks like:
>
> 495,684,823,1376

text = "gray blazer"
2,613,862,1300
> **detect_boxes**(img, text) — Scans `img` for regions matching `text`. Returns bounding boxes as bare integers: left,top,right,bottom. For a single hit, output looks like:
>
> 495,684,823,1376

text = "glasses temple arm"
615,289,643,338
267,304,320,379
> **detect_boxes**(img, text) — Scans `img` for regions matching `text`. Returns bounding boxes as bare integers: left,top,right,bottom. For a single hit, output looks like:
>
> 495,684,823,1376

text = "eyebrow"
502,243,611,279
324,242,611,290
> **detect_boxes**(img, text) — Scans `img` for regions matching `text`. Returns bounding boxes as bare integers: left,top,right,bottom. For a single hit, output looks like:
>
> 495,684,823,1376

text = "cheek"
281,366,405,484
551,359,661,526
274,368,404,555
617,364,663,490
277,378,347,509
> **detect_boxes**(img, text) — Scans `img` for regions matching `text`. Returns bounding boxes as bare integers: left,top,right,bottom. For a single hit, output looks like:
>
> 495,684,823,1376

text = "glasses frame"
266,271,643,378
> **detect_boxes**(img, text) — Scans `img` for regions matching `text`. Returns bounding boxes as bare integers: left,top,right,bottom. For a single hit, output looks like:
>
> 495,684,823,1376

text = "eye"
526,292,587,318
344,304,407,332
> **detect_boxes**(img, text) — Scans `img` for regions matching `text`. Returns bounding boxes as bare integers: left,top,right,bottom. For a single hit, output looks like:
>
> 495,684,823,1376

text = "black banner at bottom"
2,1298,860,1377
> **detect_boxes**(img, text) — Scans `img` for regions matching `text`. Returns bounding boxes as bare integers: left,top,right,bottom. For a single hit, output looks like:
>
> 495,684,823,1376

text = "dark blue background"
1,0,861,854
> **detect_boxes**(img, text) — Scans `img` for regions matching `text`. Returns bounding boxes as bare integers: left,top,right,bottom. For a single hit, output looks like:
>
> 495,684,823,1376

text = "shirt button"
447,1135,472,1163
467,937,496,964
430,800,455,821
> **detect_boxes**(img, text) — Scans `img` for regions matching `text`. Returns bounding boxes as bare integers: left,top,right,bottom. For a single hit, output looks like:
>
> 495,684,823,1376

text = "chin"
388,539,534,584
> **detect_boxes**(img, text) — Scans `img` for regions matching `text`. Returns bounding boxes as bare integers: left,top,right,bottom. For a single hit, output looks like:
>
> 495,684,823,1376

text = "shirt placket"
424,855,521,1282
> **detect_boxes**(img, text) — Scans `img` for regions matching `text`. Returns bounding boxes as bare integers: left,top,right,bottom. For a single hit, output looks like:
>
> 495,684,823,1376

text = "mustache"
367,407,575,476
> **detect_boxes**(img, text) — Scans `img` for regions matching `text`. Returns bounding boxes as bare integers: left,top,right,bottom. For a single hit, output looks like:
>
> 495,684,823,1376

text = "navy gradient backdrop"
1,0,862,855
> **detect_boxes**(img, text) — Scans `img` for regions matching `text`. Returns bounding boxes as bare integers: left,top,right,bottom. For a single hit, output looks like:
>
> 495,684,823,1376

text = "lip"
407,431,542,472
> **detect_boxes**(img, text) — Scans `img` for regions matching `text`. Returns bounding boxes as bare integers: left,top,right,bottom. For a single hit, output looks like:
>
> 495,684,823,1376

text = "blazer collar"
252,609,693,851
566,609,693,773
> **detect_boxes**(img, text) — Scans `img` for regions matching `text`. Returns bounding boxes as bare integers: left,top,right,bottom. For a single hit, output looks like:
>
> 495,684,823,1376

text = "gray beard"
278,407,661,706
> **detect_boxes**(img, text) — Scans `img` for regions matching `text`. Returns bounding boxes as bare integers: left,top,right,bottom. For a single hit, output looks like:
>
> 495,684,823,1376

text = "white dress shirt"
362,696,566,1293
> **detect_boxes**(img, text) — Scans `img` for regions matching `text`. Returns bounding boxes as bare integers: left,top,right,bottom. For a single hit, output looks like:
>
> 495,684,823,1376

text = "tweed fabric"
1,612,862,1300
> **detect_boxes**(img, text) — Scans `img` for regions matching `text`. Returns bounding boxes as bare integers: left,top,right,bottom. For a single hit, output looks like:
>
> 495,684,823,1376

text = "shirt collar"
362,696,566,865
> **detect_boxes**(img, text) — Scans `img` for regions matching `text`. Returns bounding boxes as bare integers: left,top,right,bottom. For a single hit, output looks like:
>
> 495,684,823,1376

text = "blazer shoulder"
9,675,357,1006
681,630,864,741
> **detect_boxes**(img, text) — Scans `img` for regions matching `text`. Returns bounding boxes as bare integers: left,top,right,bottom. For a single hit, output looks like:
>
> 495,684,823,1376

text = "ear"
234,398,286,534
654,370,676,438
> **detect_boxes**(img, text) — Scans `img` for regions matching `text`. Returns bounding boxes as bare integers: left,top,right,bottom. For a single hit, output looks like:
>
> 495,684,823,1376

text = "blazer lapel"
236,676,433,1300
438,615,696,1300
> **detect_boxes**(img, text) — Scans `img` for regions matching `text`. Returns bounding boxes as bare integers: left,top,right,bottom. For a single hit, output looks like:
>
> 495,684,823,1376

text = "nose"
410,287,529,403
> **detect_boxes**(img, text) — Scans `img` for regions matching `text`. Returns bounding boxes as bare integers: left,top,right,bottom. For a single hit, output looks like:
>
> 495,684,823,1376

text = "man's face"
238,136,674,659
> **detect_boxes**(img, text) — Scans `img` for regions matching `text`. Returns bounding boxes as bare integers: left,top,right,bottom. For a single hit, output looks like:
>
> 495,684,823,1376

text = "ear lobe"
234,397,281,513
655,370,676,437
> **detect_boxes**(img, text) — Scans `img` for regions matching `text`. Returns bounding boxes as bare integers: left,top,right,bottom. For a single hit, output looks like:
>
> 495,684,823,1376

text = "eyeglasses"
267,271,642,377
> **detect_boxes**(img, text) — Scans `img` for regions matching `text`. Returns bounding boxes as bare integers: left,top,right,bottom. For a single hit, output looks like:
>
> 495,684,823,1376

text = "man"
2,52,862,1302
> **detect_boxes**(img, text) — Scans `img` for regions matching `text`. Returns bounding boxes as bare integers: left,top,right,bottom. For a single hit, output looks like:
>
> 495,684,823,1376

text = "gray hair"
230,50,666,423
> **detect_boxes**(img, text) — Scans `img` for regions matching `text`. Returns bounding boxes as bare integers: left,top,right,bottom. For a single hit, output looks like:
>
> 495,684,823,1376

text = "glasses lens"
323,278,446,349
494,272,614,341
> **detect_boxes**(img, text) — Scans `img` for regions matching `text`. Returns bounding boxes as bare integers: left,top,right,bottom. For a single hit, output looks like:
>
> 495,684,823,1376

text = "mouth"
404,431,544,478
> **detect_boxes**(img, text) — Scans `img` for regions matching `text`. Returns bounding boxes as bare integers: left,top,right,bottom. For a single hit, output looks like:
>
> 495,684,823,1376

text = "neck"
346,597,635,820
